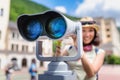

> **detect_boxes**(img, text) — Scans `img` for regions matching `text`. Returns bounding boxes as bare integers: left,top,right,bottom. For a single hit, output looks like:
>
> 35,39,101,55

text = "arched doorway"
40,61,43,67
22,58,27,67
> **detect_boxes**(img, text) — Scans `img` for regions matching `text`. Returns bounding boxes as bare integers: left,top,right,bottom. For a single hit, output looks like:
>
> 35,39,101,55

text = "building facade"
95,17,120,55
0,0,51,69
0,0,11,69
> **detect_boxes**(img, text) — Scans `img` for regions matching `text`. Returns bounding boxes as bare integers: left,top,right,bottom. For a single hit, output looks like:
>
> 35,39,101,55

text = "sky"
32,0,120,26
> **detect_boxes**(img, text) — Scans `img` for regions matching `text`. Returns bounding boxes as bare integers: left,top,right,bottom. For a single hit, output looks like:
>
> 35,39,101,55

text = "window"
0,8,3,16
12,32,19,39
22,45,28,52
106,28,110,32
16,45,18,51
12,32,15,38
107,34,111,38
22,45,25,52
11,44,19,52
11,44,14,51
40,61,44,67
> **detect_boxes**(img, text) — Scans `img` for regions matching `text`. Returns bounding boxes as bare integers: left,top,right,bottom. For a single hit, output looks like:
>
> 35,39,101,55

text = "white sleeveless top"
67,46,104,80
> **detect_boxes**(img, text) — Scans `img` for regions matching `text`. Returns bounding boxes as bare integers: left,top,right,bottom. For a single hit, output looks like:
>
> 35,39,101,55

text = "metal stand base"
38,61,77,80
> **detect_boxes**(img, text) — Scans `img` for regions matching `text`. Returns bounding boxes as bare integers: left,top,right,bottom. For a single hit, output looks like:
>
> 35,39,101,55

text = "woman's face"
82,27,95,45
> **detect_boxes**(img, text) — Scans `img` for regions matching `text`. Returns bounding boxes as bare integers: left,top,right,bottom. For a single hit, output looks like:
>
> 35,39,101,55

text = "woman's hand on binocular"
55,46,61,57
69,34,77,48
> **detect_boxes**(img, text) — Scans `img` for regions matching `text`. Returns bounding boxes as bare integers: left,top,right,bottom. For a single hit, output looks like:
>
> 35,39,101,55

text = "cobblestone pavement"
99,65,120,80
0,68,30,80
0,65,120,80
0,67,45,80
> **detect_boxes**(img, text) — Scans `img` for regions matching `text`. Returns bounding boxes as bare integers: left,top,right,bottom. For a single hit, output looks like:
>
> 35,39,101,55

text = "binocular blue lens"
25,20,43,41
46,17,66,39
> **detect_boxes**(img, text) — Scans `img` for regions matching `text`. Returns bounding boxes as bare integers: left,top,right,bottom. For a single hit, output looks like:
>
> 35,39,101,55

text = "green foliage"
64,14,80,21
10,0,80,22
105,54,120,64
10,0,49,21
52,40,61,53
117,27,120,33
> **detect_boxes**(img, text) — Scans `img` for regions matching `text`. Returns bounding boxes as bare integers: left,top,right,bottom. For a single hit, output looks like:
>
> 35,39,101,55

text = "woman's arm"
81,51,105,78
55,46,70,57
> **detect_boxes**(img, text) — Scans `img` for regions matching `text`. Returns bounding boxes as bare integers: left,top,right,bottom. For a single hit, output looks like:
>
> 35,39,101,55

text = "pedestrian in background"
29,59,37,80
5,62,14,80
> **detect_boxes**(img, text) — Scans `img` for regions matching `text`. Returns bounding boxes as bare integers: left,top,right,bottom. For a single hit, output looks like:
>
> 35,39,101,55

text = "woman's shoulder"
98,48,105,54
93,46,105,54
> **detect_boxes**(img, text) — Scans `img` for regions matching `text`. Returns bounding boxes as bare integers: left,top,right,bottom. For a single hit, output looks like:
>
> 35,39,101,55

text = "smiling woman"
69,17,105,80
82,27,95,46
56,16,105,80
